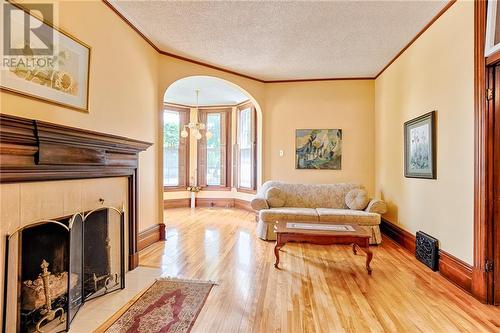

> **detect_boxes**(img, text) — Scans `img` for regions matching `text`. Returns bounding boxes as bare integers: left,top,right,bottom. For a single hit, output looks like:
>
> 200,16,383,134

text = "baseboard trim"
196,197,234,208
380,218,472,293
380,218,416,253
234,198,254,211
163,198,190,209
138,223,166,251
163,197,254,212
439,251,473,293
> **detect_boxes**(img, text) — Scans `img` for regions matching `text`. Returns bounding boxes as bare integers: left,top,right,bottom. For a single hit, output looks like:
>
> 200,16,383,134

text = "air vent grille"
415,231,439,271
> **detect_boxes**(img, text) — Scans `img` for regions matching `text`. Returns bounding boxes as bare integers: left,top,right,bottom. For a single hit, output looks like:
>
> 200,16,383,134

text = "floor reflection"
204,228,220,261
237,230,251,267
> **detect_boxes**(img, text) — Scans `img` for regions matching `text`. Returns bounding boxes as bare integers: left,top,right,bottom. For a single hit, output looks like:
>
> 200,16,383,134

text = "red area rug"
102,278,215,333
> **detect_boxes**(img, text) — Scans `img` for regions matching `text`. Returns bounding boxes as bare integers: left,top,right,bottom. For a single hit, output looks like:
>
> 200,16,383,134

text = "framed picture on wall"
404,111,436,179
295,129,342,170
0,2,90,111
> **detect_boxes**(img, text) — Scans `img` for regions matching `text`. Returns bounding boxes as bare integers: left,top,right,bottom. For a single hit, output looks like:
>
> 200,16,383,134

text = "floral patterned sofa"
251,181,387,245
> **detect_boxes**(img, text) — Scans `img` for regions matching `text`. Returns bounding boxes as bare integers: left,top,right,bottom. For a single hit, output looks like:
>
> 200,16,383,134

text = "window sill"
236,187,257,194
164,186,187,192
202,186,232,191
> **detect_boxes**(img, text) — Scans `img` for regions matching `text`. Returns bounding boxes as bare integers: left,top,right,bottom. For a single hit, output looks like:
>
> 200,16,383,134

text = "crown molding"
102,0,160,53
236,99,251,107
103,0,456,83
266,77,373,83
374,0,457,79
102,0,370,82
164,101,246,109
156,49,265,83
102,0,265,82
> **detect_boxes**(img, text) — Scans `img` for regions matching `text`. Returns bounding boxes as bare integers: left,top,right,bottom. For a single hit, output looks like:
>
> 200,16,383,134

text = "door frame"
493,64,500,305
473,0,499,304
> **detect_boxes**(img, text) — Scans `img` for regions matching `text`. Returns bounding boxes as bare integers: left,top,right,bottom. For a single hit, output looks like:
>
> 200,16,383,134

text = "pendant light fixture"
180,89,212,140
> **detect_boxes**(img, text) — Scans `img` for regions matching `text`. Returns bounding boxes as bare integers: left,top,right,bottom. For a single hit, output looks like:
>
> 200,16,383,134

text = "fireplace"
20,220,70,332
0,114,153,331
5,207,125,332
82,208,123,299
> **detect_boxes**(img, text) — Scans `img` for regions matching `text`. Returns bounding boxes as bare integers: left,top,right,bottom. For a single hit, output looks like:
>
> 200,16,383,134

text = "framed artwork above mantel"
0,1,91,111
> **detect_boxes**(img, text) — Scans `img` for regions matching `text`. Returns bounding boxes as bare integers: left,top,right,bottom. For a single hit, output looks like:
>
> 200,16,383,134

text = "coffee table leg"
364,247,373,275
353,244,373,275
274,236,284,268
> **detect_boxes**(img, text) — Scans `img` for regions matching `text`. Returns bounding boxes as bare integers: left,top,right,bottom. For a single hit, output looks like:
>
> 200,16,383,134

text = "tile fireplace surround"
0,114,152,332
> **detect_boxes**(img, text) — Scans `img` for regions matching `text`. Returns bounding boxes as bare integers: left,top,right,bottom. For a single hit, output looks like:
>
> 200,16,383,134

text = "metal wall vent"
415,231,439,271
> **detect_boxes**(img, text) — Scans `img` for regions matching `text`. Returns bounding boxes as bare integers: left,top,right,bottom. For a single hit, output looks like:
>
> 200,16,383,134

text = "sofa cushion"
250,197,269,211
257,181,364,209
260,208,318,223
316,208,380,226
345,189,369,210
265,187,286,207
365,199,387,214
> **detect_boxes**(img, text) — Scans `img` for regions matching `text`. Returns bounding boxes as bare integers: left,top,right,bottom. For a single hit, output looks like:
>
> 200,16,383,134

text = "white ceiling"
109,0,449,81
164,76,249,106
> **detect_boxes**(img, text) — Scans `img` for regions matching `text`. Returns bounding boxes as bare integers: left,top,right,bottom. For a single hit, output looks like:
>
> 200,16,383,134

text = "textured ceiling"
109,0,449,81
164,76,249,106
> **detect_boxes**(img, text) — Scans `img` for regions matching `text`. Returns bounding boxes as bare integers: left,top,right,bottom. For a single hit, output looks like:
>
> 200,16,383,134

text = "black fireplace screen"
3,206,125,333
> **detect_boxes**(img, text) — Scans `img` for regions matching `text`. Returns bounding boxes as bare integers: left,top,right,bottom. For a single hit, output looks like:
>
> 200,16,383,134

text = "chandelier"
180,89,212,140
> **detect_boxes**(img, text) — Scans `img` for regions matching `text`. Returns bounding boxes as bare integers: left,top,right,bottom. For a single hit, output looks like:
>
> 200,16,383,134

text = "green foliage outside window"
164,122,179,148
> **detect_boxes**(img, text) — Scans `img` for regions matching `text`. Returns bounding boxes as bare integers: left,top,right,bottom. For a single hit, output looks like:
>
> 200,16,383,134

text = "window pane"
239,108,252,188
163,111,180,186
206,113,222,186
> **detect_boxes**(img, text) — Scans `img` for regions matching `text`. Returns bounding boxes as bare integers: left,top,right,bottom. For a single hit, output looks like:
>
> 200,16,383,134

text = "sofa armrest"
365,199,387,214
251,198,269,211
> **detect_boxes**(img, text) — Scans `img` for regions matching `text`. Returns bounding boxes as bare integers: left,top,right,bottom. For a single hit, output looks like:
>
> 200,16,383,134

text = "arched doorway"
161,76,263,208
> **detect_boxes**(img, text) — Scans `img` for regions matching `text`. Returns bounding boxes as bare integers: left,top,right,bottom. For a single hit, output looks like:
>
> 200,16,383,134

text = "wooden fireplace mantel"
0,113,153,270
0,114,152,181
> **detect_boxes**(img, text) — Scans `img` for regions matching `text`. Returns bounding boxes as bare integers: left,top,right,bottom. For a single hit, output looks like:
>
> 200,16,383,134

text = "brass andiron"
92,236,118,292
35,260,65,333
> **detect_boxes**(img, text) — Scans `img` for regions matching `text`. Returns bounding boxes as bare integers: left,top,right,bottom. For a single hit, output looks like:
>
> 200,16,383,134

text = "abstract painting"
404,111,436,179
296,129,342,170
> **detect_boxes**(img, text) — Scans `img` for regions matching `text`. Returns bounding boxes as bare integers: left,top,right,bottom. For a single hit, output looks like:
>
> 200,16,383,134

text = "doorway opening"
161,76,263,209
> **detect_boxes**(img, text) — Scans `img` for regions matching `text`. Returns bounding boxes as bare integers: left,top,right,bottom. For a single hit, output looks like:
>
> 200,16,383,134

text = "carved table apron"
273,222,373,275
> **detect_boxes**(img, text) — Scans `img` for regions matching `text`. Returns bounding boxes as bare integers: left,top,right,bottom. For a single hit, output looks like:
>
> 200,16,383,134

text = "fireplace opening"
83,209,121,300
4,207,125,333
20,220,71,333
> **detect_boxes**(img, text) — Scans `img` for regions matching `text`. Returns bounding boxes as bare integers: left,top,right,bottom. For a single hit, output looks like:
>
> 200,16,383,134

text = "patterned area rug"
101,278,215,333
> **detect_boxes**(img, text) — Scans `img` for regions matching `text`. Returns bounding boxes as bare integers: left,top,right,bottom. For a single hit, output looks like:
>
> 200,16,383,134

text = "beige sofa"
251,181,387,244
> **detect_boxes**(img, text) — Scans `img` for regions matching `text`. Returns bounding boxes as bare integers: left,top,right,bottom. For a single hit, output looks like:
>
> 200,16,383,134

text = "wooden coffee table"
273,221,373,274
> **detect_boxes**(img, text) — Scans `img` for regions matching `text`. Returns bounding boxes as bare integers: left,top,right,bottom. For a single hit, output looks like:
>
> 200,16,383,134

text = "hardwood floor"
139,208,500,333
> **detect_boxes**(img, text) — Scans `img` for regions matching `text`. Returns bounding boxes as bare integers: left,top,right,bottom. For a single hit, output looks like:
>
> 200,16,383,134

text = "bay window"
197,108,231,188
163,105,189,189
237,103,256,191
164,103,256,193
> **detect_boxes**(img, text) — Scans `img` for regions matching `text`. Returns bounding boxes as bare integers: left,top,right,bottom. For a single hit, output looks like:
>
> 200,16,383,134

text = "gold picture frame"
1,1,91,112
